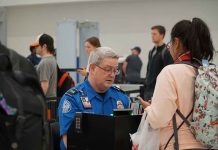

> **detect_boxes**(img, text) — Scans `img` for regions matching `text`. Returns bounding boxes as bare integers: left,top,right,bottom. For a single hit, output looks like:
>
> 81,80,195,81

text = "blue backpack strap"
202,59,209,66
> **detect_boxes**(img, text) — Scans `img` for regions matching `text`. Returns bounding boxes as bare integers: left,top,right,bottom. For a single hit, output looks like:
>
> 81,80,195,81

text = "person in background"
133,18,214,150
122,46,143,84
77,36,101,77
58,47,129,150
27,42,41,66
144,25,173,101
36,34,57,98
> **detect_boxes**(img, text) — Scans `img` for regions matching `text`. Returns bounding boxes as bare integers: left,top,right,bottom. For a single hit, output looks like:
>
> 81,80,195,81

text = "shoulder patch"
111,86,126,94
62,99,72,113
65,88,79,97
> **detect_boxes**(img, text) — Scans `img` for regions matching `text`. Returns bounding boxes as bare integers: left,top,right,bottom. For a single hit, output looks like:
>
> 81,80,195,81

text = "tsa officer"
58,47,130,150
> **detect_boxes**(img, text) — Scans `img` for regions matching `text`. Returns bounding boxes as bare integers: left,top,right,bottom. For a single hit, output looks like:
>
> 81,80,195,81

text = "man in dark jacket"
144,25,173,101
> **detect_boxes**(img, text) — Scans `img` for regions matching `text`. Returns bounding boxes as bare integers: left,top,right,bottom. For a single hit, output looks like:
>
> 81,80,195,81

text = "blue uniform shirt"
58,80,129,150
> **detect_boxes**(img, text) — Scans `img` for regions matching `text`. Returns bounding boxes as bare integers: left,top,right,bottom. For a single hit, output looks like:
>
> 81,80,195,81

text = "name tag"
117,100,124,109
80,96,92,109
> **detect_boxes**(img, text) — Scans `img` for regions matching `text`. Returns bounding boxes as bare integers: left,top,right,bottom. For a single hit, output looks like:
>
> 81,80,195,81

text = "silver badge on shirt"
117,100,124,109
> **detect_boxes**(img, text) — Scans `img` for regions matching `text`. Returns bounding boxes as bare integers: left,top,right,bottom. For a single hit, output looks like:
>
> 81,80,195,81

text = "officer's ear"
89,64,96,73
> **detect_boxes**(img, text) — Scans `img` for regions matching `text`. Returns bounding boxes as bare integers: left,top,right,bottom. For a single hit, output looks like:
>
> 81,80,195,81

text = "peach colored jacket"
145,64,207,150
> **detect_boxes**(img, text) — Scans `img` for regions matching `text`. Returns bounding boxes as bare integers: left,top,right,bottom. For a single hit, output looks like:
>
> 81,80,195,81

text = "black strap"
172,114,179,150
164,107,194,150
176,109,191,126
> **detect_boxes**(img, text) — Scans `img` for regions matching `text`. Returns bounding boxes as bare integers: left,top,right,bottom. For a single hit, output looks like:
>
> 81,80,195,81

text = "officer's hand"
137,96,151,109
132,144,138,150
77,68,87,76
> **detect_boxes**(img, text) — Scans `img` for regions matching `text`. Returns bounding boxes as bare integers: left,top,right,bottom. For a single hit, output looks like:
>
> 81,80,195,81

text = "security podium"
67,112,141,150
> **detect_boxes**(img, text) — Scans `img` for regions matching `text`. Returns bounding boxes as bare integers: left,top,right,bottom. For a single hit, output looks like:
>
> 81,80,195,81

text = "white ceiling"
0,0,141,7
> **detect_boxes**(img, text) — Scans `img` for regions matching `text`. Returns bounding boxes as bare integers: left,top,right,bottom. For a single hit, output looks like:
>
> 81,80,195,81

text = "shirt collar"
84,80,98,100
155,43,166,50
84,80,114,101
174,51,191,63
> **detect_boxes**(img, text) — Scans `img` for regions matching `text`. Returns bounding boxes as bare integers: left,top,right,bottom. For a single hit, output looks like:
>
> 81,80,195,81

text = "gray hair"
89,47,119,65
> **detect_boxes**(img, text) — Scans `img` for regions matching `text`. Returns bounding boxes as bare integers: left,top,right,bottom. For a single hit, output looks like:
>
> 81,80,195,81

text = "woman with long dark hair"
134,18,215,150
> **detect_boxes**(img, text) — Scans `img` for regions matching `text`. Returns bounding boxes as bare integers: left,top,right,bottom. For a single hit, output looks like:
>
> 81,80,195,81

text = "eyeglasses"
95,64,120,75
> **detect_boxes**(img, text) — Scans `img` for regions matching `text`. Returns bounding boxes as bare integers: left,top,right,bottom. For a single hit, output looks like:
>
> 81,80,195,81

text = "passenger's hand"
132,144,138,150
137,96,151,109
77,68,87,76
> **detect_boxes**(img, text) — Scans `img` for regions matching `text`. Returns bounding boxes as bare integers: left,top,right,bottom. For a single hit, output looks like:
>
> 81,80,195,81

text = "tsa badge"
80,96,92,109
62,99,72,113
117,100,124,109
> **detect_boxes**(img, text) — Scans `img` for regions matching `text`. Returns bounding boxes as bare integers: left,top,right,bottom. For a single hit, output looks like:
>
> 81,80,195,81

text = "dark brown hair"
151,25,166,37
171,18,214,61
39,34,54,53
85,36,101,48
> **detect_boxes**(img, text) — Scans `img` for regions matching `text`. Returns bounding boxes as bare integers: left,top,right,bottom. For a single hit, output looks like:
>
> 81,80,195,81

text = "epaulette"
65,88,80,97
111,85,126,94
